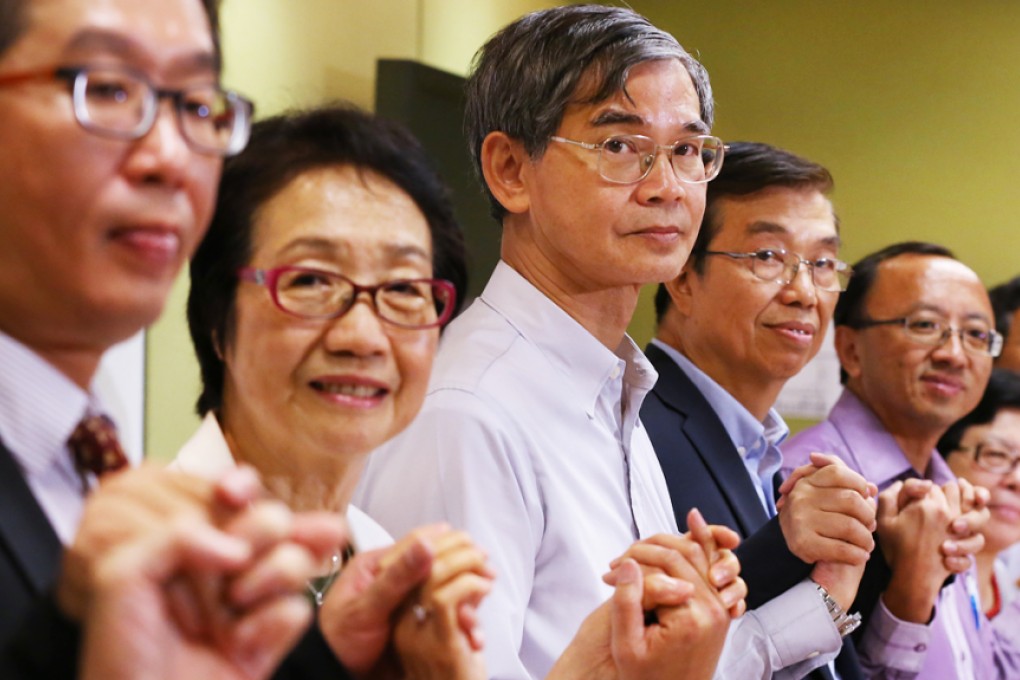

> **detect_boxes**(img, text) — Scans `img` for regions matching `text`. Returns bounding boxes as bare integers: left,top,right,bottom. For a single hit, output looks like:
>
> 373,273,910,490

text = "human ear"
480,131,530,215
834,325,862,380
664,266,695,317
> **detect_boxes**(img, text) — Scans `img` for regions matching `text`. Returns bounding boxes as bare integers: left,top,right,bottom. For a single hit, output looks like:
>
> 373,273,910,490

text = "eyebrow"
277,237,431,263
744,221,842,249
745,221,788,237
909,303,993,324
589,109,710,135
65,29,218,75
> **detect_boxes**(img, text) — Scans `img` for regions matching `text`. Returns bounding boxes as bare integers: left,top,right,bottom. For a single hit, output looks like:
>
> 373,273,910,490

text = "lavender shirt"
783,389,1020,679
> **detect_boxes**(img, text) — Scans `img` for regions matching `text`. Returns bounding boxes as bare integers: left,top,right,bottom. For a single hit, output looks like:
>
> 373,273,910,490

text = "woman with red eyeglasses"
936,368,1020,678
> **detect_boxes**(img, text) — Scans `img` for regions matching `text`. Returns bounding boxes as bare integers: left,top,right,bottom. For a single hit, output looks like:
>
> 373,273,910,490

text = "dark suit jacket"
0,439,350,679
642,344,862,680
0,439,79,677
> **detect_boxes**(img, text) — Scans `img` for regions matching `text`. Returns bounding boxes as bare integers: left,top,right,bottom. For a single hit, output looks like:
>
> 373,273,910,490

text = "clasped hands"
876,475,989,622
320,523,494,680
68,465,496,680
777,452,879,609
548,508,746,680
67,464,346,680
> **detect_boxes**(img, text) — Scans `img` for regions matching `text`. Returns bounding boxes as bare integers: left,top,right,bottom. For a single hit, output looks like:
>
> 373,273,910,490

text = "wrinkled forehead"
4,0,216,72
713,188,838,245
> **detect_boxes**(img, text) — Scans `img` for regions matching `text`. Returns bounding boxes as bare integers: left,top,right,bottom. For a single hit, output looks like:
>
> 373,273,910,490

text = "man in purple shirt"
783,241,999,677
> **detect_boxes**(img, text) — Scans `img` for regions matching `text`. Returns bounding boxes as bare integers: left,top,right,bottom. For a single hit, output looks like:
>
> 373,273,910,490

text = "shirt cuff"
752,578,842,667
858,596,932,674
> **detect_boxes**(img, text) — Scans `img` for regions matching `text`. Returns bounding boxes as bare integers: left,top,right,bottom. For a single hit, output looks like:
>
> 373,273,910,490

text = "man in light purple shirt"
783,241,999,678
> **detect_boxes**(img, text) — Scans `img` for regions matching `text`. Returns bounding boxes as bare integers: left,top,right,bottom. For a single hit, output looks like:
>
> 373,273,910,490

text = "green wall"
627,0,1020,346
144,0,562,460
146,1,1020,458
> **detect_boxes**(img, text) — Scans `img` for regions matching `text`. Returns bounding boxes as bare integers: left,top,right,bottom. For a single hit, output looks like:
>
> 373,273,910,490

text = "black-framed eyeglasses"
956,442,1020,475
0,64,254,156
549,133,725,184
703,248,852,292
850,311,1003,358
238,266,457,330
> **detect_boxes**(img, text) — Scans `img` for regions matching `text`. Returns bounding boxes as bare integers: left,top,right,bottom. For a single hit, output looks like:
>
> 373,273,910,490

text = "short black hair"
938,368,1020,457
834,241,956,383
654,141,834,323
188,103,467,415
0,0,27,57
0,0,222,67
989,275,1020,341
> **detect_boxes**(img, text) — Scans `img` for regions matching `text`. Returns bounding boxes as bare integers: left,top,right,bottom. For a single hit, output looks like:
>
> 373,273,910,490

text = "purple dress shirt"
782,389,1020,679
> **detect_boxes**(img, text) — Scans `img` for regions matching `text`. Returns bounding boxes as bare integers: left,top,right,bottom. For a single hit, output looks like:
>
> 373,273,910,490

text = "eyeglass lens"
70,67,249,155
599,135,722,183
974,443,1020,474
901,314,997,355
748,251,849,291
273,268,450,328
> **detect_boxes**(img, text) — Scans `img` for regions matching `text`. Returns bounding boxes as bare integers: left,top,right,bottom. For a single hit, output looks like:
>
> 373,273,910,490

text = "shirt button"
914,644,927,652
806,651,820,659
611,365,621,380
737,446,747,455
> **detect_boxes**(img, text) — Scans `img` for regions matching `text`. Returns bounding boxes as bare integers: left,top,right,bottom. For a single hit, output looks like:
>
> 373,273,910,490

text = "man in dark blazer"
0,1,422,677
642,142,875,679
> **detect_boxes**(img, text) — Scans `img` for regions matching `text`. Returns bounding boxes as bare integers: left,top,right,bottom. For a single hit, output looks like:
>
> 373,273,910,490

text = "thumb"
231,595,313,678
877,481,902,522
611,558,647,662
809,451,843,468
362,537,434,616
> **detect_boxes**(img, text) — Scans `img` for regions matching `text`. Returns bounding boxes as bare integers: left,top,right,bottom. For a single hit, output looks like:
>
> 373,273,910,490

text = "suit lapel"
646,345,770,537
0,440,63,595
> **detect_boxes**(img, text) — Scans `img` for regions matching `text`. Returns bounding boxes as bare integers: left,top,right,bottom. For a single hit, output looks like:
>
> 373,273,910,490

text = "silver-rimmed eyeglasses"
955,442,1020,475
703,249,852,292
850,311,1004,358
0,64,254,156
238,266,457,330
549,133,725,184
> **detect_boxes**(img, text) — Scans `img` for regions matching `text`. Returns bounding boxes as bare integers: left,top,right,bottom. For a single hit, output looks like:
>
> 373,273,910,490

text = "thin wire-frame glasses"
703,249,852,292
549,133,725,184
851,311,1004,358
238,266,457,330
0,64,254,156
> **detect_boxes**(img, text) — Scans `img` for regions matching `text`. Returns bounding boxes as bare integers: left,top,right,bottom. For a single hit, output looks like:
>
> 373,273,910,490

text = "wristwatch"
814,583,862,638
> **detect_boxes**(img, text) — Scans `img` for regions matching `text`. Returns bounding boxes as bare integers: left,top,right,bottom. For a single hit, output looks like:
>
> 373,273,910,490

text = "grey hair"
464,3,714,222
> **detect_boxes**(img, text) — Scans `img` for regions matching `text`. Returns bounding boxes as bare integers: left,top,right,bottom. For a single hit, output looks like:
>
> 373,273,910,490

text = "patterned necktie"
68,414,129,477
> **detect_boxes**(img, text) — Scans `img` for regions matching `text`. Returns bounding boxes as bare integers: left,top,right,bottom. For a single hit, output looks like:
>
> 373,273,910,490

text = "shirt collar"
650,338,789,454
0,329,95,477
481,261,657,418
173,412,237,478
829,389,955,486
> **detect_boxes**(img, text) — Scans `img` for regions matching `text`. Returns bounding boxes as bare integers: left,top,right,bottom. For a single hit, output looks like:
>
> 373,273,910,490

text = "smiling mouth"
310,381,387,398
767,322,816,340
109,226,182,263
991,503,1020,517
921,374,963,392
